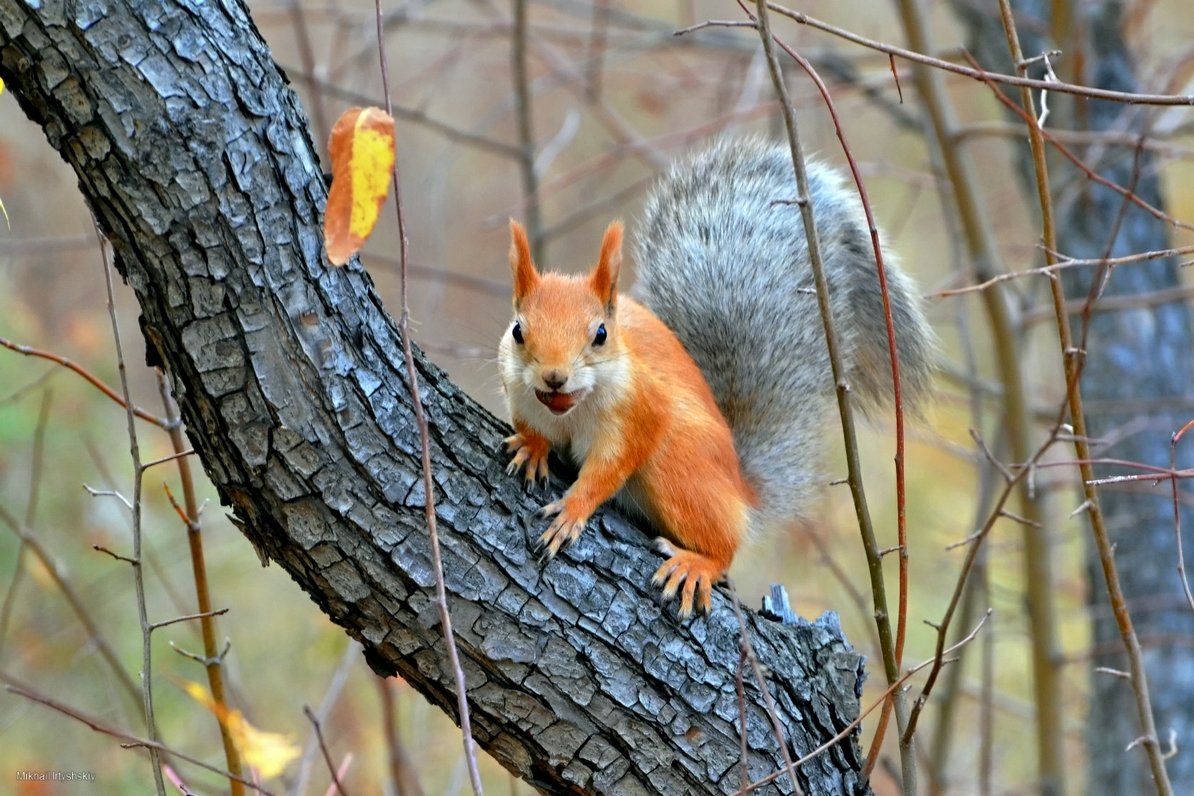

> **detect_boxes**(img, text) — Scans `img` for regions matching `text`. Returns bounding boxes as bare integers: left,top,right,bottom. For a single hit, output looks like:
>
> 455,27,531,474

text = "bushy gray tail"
631,138,934,532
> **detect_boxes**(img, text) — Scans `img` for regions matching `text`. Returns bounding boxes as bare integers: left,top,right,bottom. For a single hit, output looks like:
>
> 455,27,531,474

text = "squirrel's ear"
508,219,540,304
589,220,623,314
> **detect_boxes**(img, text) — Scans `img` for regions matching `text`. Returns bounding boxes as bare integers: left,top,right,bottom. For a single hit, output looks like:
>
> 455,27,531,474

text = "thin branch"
951,120,1194,161
884,0,1065,787
99,234,167,796
0,389,51,662
294,640,361,796
726,578,803,795
1171,419,1194,615
478,0,667,171
1084,468,1193,486
994,5,1171,792
148,608,229,633
765,2,1194,106
273,65,523,159
0,505,142,708
744,2,915,789
82,484,133,509
286,0,329,149
931,243,1194,299
0,336,169,427
142,448,196,471
303,705,350,796
905,420,1058,744
158,372,245,792
512,0,544,263
94,544,138,566
378,677,426,796
738,612,989,795
1,675,271,794
373,2,484,793
961,52,1192,235
170,638,231,668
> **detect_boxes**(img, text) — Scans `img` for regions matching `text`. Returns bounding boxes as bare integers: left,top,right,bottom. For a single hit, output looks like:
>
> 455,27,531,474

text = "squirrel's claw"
651,539,719,617
504,432,550,486
538,500,587,559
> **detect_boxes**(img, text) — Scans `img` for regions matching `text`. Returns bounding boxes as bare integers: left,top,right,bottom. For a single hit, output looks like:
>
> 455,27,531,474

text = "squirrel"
499,137,934,618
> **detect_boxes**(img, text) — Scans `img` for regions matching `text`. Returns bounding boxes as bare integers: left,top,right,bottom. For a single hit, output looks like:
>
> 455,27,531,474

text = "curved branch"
0,2,868,794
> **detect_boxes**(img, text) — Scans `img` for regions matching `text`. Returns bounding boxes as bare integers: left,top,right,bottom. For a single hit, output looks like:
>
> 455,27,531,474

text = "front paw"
650,538,723,618
537,499,589,558
504,432,550,486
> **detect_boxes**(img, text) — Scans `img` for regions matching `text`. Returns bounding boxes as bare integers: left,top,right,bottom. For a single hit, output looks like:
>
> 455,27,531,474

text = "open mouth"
535,389,578,415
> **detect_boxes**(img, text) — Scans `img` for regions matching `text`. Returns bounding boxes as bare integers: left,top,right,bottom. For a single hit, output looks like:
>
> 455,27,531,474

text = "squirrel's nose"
542,371,567,390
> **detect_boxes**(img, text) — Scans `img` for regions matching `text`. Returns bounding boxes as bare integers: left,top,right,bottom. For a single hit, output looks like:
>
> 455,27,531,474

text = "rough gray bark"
0,2,872,794
956,1,1194,792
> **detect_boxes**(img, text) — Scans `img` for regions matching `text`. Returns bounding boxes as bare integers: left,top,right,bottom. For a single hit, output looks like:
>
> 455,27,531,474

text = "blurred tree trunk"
0,2,872,794
955,1,1194,792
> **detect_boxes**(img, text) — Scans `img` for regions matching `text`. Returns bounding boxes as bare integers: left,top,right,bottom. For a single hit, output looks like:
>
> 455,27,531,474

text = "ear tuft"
589,220,623,314
508,219,539,304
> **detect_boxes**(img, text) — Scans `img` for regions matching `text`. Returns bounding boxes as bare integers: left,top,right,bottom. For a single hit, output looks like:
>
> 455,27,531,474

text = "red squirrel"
499,138,934,617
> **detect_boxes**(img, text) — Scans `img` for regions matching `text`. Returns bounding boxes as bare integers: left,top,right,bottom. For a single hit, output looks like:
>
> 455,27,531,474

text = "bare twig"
743,2,916,788
882,0,1065,787
0,336,168,426
148,608,229,633
294,640,361,796
158,373,245,791
512,0,544,263
931,243,1194,299
0,505,142,708
303,705,350,796
477,0,667,170
378,677,426,796
143,448,197,471
735,649,750,794
905,419,1060,744
170,638,231,668
737,612,990,794
1170,419,1194,615
93,544,138,566
726,578,804,794
98,235,167,795
765,2,1194,106
272,65,522,159
0,389,51,662
961,52,1191,236
83,483,133,509
286,0,329,148
373,2,484,792
1,675,271,794
990,7,1173,789
1084,468,1193,486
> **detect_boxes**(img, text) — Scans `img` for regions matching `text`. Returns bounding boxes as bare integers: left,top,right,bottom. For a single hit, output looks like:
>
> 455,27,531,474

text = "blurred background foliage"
0,0,1191,793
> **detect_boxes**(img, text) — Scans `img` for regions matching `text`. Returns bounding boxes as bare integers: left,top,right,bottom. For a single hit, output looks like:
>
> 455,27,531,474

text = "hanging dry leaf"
323,106,396,266
180,679,301,779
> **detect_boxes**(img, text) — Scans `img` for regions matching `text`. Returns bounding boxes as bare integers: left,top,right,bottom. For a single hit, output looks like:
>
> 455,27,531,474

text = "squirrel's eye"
511,322,524,345
593,323,607,347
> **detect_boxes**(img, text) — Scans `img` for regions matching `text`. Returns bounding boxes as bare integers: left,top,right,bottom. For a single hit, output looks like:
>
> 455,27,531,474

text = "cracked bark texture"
0,2,872,794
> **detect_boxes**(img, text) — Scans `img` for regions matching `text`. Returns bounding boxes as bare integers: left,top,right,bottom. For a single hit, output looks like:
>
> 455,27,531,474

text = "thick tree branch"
0,2,869,794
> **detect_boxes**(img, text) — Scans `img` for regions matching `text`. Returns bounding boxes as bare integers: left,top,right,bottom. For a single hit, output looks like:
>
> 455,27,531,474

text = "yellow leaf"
231,715,302,778
323,106,396,266
179,680,301,779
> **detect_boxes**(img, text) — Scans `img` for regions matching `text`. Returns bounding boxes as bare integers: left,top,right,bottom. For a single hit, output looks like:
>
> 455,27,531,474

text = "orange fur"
500,220,754,617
